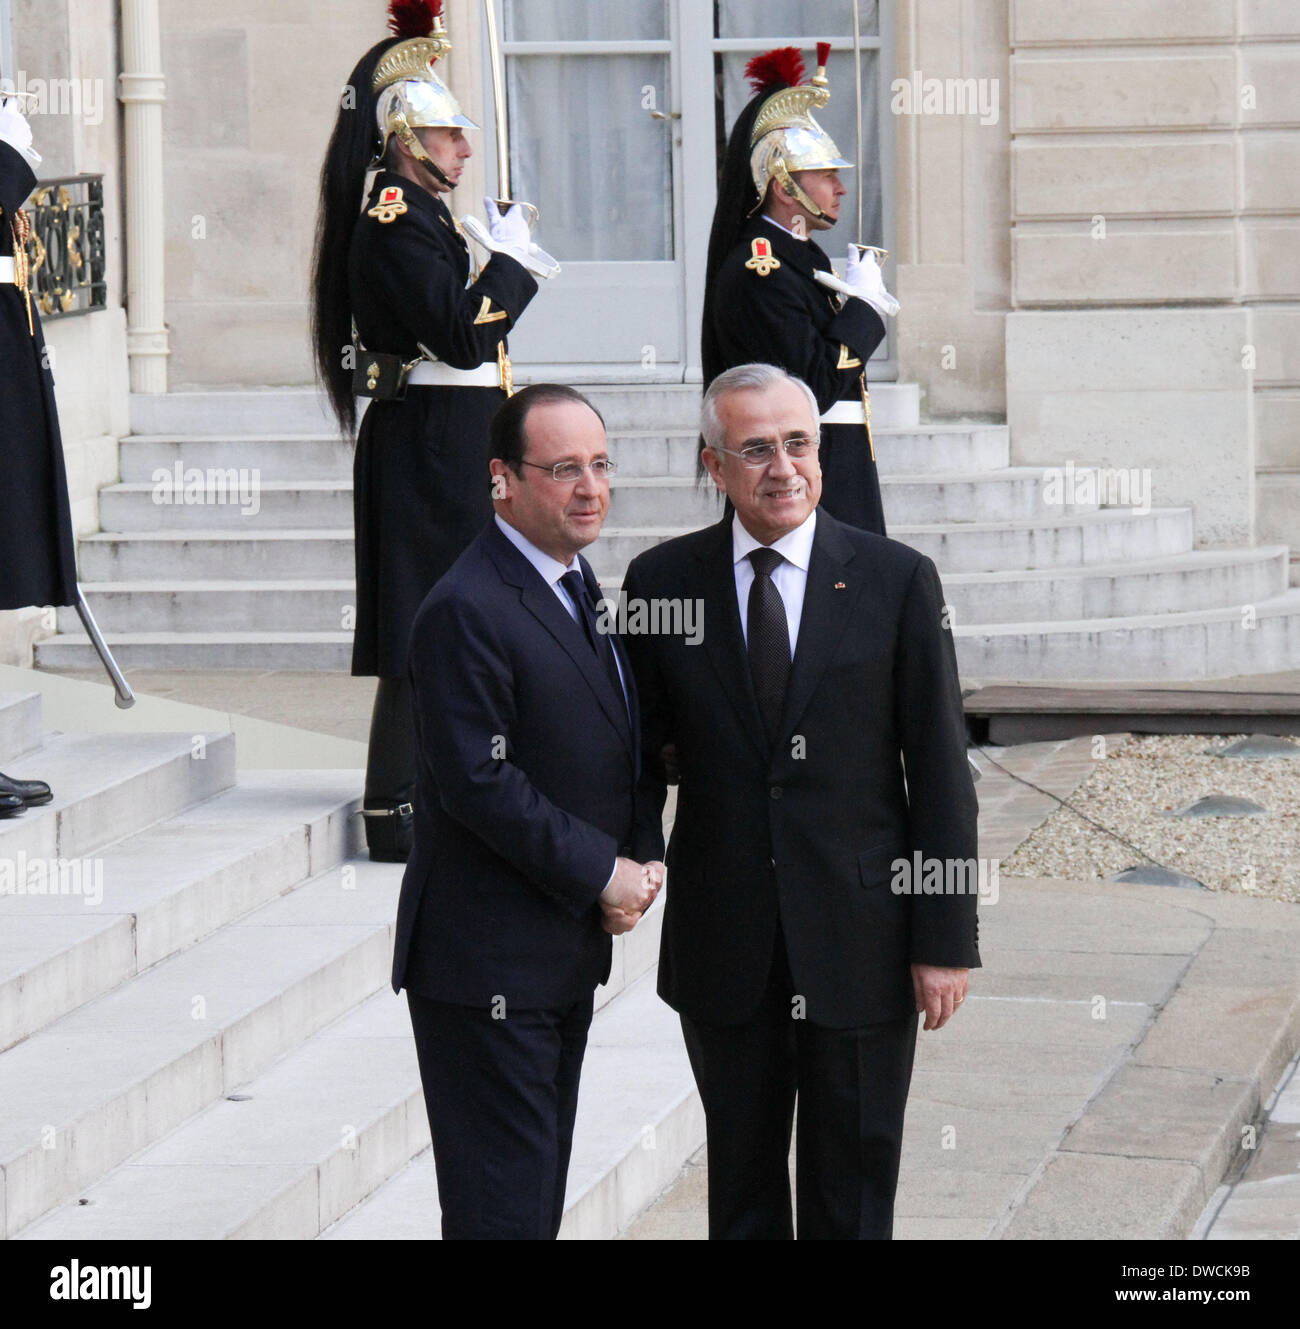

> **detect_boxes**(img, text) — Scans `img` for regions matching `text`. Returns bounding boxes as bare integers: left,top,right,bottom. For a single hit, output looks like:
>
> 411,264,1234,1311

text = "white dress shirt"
731,508,817,657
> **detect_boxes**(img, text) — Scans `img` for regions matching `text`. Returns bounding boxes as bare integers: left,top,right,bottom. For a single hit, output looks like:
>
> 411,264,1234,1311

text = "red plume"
387,0,443,39
816,42,832,68
745,46,807,96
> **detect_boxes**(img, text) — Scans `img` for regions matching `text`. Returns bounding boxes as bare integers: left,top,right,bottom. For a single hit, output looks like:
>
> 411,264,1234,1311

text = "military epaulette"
744,237,781,277
367,185,409,224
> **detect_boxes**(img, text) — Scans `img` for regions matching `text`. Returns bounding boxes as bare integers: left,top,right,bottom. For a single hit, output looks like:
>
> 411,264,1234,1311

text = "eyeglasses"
712,436,820,467
519,458,618,483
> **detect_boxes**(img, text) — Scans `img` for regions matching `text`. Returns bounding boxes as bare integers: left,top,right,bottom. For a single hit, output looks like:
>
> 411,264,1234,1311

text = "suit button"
769,786,783,800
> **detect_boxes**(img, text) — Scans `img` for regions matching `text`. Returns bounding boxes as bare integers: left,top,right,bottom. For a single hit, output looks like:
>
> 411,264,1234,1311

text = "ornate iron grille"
23,174,107,319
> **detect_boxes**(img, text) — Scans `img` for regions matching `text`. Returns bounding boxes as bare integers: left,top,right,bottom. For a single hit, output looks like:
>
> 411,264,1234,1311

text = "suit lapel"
696,519,769,764
584,559,640,770
485,524,635,759
777,512,864,742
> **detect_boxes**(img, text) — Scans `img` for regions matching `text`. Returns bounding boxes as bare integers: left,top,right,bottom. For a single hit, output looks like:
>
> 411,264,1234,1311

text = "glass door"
491,0,687,379
486,1,894,382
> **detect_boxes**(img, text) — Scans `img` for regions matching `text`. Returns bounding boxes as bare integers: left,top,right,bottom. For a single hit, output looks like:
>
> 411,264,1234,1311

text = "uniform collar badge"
368,186,409,224
745,236,782,277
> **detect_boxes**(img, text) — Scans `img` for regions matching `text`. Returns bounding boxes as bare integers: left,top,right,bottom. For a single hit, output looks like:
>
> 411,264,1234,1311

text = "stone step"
588,508,1196,577
63,550,1286,641
5,843,668,1239
875,424,1011,476
323,971,701,1241
1257,472,1299,583
130,390,346,439
0,730,235,864
77,530,356,582
119,421,1008,485
57,583,358,635
121,435,357,484
35,631,354,673
0,855,401,1237
99,468,1099,536
955,587,1300,682
129,383,922,438
0,691,44,766
0,772,363,1055
16,959,699,1242
606,469,1100,530
942,547,1290,626
99,481,352,533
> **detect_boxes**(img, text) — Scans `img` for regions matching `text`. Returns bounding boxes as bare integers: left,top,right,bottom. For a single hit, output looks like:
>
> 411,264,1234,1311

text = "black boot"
0,792,23,819
361,800,414,863
0,771,52,807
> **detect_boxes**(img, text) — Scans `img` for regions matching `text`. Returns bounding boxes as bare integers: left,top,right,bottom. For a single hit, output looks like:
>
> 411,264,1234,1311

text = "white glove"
0,98,40,166
845,245,899,318
485,197,532,263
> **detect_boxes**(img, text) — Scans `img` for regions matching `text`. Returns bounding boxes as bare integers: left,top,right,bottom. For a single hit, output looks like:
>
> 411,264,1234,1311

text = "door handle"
648,109,681,121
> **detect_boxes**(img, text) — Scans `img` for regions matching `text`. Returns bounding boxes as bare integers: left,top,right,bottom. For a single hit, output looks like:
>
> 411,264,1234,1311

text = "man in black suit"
392,384,663,1240
622,363,980,1240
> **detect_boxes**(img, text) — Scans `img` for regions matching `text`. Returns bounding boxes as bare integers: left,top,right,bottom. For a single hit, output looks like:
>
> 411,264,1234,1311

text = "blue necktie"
560,570,627,714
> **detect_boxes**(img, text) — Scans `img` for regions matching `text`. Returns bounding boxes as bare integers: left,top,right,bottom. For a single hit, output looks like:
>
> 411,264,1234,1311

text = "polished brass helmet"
748,47,852,217
372,3,476,158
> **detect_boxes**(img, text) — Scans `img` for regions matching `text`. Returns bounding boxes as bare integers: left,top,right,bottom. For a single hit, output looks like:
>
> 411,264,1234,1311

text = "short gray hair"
700,363,820,453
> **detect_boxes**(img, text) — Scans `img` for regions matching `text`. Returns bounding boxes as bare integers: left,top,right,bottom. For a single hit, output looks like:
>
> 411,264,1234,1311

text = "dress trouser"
406,990,595,1240
679,925,918,1240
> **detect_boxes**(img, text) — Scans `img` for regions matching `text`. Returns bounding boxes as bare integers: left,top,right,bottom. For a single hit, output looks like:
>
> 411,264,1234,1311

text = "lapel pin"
834,582,846,589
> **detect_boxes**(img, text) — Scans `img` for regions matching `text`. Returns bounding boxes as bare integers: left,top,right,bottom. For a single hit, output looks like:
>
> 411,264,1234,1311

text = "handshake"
598,857,665,936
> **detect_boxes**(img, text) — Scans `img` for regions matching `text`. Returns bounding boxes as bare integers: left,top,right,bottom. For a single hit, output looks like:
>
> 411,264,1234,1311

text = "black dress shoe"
0,793,23,819
0,771,53,806
361,800,413,863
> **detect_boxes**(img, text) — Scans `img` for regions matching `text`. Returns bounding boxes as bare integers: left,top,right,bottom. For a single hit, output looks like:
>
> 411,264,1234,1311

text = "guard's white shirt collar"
761,214,809,243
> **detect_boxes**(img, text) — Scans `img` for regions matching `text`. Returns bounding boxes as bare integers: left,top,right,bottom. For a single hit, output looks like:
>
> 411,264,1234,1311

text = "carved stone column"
117,0,168,392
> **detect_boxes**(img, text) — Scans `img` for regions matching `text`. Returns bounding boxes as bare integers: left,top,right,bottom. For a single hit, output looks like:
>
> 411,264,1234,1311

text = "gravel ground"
1002,734,1300,901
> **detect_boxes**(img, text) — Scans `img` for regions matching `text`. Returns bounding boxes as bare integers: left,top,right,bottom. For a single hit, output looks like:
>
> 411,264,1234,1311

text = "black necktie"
747,547,791,745
560,570,627,715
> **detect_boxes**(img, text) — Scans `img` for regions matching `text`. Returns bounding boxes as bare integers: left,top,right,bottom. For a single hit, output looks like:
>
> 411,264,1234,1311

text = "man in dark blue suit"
392,384,664,1240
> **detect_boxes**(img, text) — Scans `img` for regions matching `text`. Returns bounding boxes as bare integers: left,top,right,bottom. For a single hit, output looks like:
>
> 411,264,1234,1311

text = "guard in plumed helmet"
703,45,899,536
312,0,545,862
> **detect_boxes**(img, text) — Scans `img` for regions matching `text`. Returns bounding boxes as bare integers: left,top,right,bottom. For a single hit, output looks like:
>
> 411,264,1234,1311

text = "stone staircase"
34,385,1299,680
0,689,699,1240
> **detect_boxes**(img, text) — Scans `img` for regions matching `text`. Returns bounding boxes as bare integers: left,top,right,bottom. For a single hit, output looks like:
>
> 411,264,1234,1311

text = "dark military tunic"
709,215,888,535
0,141,79,610
349,169,538,678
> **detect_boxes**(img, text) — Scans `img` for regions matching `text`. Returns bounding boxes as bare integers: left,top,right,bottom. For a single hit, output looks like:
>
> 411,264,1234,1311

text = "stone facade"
1003,1,1300,550
2,0,1298,664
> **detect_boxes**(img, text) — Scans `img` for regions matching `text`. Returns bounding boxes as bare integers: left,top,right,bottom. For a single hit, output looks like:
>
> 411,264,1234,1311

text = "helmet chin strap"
771,160,829,221
393,117,454,192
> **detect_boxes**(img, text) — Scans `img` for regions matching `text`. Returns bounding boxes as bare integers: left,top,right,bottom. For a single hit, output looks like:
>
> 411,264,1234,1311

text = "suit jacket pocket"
858,840,910,892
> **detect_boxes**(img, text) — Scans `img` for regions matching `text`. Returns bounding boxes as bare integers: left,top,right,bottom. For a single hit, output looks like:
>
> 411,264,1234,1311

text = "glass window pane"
717,1,879,40
504,1,669,43
508,55,673,262
716,50,883,251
